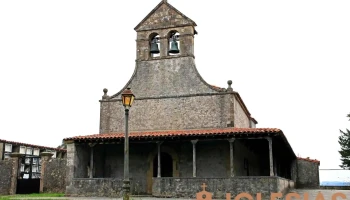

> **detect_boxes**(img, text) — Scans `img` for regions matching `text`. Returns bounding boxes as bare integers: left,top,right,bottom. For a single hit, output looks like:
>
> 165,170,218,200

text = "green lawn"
0,193,65,200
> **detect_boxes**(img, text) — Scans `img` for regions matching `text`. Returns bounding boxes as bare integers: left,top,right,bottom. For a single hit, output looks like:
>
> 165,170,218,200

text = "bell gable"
134,0,197,32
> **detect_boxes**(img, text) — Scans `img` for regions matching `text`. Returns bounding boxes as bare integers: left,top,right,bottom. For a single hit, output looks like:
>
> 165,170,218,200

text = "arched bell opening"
168,31,180,56
149,33,160,58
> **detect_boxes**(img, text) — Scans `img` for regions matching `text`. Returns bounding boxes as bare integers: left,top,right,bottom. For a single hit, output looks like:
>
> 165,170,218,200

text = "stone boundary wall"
41,158,67,193
152,177,295,200
0,159,14,195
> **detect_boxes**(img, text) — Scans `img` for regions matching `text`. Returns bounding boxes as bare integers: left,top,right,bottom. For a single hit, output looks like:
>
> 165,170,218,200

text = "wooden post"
267,137,274,176
191,140,198,177
228,139,235,177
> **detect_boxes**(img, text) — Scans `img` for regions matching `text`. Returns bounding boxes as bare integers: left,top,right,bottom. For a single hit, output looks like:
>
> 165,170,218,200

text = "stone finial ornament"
102,88,109,100
227,80,233,92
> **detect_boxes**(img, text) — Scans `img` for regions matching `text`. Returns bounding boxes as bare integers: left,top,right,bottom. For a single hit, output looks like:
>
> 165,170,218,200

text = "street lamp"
121,87,135,200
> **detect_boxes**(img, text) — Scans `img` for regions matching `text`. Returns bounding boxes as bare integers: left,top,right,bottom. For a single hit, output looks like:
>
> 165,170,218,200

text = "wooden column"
89,144,95,178
157,142,163,178
191,140,198,177
228,139,235,177
267,137,274,176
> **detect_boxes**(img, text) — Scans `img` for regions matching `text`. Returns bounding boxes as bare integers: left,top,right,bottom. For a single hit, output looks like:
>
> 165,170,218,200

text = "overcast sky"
1,0,349,179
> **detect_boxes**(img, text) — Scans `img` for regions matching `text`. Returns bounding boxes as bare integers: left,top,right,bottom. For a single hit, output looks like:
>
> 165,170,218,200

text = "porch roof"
64,128,279,141
64,127,296,158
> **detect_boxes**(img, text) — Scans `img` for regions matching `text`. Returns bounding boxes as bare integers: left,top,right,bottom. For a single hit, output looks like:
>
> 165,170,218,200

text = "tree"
339,113,350,169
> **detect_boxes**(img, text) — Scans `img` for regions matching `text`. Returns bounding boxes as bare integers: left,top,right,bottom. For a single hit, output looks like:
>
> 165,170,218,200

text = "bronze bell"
150,38,160,54
168,40,179,54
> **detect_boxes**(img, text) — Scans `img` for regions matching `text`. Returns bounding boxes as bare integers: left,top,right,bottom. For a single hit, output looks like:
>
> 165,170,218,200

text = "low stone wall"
152,177,295,200
276,178,295,194
65,178,147,197
41,158,67,193
66,178,123,197
0,160,14,195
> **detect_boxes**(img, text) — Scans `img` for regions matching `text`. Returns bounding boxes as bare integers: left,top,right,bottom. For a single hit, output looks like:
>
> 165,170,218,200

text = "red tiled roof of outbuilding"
0,139,66,152
297,157,320,164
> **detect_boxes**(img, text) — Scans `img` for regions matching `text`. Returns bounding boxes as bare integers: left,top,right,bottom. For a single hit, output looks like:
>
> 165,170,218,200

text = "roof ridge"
134,0,196,31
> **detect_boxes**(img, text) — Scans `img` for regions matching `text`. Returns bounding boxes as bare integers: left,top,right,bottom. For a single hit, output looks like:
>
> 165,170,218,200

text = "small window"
33,148,40,156
5,144,12,152
19,146,26,154
26,147,33,155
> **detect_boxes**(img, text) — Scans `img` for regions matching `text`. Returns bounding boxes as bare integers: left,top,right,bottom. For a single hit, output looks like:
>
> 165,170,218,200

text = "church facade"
63,1,320,199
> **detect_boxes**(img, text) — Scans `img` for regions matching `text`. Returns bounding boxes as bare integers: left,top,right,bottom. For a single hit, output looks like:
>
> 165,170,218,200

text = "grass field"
0,193,65,200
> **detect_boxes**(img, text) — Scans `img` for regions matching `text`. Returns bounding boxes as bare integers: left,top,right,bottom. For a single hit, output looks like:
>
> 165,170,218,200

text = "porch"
64,128,297,198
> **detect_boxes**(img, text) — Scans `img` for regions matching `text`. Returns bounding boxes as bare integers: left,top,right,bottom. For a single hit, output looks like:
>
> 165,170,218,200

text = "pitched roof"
64,128,281,141
297,157,320,164
134,0,197,31
0,139,66,152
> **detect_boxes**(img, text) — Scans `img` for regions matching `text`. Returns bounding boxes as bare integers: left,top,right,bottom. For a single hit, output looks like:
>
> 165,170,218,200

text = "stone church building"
63,0,320,198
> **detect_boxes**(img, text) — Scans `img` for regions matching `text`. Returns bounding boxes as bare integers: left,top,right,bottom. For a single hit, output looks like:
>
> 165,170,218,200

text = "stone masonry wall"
112,58,216,99
41,158,67,193
234,97,250,128
0,159,13,195
296,159,320,188
152,177,295,200
135,3,195,32
101,93,232,133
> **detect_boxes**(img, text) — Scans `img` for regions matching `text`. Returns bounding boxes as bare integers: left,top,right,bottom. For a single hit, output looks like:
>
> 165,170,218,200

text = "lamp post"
121,87,135,200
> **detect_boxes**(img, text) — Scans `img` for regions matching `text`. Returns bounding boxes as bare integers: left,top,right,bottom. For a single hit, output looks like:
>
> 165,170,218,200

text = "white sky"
0,0,350,176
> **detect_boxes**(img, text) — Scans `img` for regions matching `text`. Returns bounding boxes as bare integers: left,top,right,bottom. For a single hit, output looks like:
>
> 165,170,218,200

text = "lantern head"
121,87,135,108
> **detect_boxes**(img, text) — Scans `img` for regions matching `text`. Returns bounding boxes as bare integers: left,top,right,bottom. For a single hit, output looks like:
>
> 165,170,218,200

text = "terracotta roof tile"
64,128,281,141
297,157,320,164
0,139,66,152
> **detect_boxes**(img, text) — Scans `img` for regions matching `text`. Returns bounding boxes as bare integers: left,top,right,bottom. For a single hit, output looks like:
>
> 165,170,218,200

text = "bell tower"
108,0,218,99
134,0,197,61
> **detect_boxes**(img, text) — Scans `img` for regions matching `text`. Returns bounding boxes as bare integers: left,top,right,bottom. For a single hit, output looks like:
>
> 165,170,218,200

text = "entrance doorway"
153,152,173,177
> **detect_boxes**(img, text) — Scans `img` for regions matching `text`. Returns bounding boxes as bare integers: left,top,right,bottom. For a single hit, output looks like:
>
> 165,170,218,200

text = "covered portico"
64,127,296,198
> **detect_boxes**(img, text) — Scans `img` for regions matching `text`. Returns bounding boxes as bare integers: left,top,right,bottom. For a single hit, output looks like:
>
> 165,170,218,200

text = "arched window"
149,33,160,58
168,31,180,56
